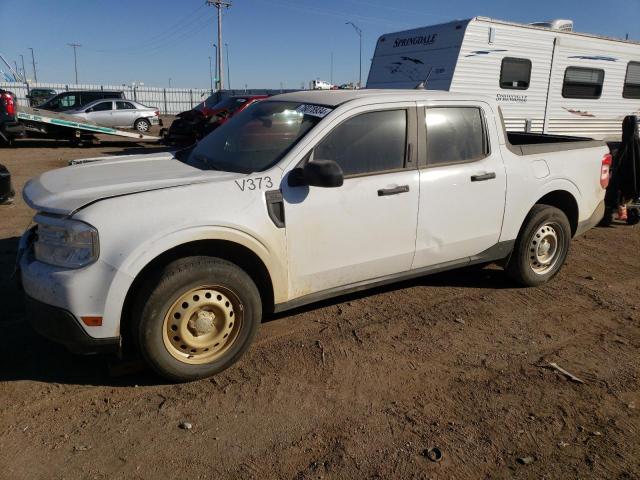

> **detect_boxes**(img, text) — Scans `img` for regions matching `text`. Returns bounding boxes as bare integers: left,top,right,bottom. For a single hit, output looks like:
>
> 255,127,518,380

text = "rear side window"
500,57,532,90
60,94,78,108
116,101,136,110
425,107,489,166
562,67,605,99
314,110,407,176
623,62,640,99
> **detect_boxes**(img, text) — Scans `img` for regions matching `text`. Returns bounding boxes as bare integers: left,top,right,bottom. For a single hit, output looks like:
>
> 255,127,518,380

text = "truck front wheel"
506,205,571,287
134,256,262,382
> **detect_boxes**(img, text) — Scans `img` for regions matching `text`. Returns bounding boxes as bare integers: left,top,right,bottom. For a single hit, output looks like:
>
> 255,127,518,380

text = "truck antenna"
415,67,433,90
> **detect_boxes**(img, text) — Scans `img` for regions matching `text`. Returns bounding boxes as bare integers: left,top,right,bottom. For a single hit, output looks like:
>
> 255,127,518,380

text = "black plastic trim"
265,189,286,228
274,240,516,313
25,295,120,354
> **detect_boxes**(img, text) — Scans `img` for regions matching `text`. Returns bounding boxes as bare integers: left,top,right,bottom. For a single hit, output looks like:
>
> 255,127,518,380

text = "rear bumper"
576,199,605,236
25,295,120,354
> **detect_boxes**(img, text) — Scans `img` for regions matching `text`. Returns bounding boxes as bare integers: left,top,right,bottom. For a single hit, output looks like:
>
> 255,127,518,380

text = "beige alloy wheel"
162,286,243,365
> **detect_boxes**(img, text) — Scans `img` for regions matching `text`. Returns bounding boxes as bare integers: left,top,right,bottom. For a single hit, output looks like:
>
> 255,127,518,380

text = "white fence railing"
0,82,211,115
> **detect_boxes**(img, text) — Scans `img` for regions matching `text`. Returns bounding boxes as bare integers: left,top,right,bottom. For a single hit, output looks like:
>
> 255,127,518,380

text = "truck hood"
23,152,240,215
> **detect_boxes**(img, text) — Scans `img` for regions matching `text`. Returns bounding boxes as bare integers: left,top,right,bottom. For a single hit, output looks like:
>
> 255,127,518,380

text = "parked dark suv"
37,90,124,112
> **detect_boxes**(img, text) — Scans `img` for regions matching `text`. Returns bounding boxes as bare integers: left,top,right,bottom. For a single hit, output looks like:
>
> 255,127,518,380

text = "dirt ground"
0,127,639,480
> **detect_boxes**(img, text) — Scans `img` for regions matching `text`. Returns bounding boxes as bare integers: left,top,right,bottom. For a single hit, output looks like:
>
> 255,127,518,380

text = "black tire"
134,256,262,382
627,208,640,225
134,118,151,133
506,205,571,287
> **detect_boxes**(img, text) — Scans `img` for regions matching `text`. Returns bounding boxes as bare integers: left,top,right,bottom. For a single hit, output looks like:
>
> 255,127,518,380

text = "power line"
67,43,81,84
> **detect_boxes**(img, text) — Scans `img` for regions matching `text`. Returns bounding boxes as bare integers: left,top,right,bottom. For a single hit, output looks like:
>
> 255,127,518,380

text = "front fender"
101,225,287,336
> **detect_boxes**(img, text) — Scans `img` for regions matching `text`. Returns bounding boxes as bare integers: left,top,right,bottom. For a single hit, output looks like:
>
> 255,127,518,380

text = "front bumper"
25,295,119,354
18,227,124,345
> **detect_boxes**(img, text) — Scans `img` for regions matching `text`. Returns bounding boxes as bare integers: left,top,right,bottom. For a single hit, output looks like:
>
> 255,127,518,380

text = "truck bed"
506,131,605,156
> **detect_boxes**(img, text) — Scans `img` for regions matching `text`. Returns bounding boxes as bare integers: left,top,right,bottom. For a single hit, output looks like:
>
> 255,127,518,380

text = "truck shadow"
0,233,512,386
0,236,158,386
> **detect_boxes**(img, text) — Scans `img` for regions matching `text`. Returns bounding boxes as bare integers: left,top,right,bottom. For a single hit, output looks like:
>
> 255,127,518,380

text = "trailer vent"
530,19,574,32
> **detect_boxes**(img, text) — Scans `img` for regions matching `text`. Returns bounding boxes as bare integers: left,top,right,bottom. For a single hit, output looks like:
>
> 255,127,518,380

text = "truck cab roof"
270,89,493,108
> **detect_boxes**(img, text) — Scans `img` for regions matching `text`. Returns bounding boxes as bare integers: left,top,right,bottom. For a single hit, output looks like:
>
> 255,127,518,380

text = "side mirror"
302,160,344,188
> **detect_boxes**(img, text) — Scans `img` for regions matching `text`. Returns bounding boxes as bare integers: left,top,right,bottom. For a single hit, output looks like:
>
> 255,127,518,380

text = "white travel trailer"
367,17,640,140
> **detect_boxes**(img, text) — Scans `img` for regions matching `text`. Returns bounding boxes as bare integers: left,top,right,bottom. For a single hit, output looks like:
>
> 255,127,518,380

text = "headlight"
33,214,99,268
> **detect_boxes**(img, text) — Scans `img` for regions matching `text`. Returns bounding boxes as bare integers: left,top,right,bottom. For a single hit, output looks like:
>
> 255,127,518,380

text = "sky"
1,0,639,89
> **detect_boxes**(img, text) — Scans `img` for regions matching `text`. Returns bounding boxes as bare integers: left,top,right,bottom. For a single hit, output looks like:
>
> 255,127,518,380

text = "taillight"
2,93,15,116
600,153,612,189
154,110,159,116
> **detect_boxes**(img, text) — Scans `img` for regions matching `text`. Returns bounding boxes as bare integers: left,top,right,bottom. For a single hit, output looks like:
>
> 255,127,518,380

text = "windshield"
181,101,330,173
196,96,249,113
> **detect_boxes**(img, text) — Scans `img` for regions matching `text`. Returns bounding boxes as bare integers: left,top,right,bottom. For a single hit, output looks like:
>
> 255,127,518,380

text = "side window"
425,107,489,166
83,93,102,104
60,94,77,108
562,67,605,99
500,57,532,90
623,62,640,99
314,110,407,177
91,101,113,112
116,101,135,110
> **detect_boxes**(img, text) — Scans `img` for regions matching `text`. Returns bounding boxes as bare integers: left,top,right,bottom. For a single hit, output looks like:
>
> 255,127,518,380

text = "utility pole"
13,61,22,81
212,44,218,90
346,21,363,88
208,55,214,93
19,54,26,82
28,48,37,83
169,77,172,88
67,43,82,84
330,52,334,85
225,43,231,90
207,0,231,90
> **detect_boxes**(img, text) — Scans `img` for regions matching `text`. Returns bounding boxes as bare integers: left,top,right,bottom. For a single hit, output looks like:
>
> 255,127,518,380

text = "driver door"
282,104,420,298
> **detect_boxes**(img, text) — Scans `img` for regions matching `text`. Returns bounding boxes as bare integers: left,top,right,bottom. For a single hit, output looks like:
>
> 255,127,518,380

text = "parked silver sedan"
66,99,161,132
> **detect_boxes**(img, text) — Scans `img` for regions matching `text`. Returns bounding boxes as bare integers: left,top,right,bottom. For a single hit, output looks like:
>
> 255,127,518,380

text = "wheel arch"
119,239,276,352
533,190,579,236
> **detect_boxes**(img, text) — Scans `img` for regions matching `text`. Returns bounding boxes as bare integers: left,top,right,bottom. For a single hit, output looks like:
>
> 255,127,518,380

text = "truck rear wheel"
506,205,571,287
134,256,262,382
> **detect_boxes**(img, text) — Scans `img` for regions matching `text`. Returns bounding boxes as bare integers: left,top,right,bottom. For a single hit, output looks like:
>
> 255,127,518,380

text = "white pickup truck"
18,90,610,381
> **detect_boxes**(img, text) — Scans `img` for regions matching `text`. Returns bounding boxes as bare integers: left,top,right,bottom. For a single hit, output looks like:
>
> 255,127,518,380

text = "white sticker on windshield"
296,104,333,118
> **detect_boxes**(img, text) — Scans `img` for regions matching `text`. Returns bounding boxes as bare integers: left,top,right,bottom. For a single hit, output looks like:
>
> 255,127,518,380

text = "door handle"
470,172,496,182
378,185,410,196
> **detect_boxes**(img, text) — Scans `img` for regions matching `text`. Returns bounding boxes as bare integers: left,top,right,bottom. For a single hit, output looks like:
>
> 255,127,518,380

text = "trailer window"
500,58,531,90
425,107,489,166
623,62,640,99
562,67,605,99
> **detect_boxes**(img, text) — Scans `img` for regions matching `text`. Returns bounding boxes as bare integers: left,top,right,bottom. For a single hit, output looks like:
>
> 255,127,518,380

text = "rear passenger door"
412,103,507,268
114,101,137,127
283,104,420,297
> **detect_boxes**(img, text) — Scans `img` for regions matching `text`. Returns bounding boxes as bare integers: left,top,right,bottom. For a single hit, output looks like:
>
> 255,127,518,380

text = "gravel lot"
0,129,639,479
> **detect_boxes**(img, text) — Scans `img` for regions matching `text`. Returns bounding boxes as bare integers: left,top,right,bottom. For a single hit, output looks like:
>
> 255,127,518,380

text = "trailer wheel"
134,256,262,382
506,205,571,287
134,118,151,133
